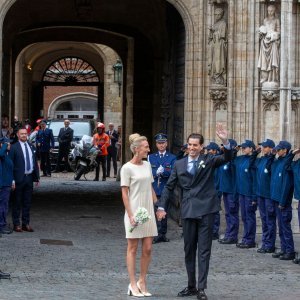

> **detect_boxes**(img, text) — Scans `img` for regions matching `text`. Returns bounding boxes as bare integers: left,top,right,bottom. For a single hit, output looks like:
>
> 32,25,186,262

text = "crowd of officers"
197,138,300,264
148,133,300,265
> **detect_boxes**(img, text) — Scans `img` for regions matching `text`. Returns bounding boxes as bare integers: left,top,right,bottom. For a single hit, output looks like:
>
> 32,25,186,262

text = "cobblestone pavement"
0,173,300,300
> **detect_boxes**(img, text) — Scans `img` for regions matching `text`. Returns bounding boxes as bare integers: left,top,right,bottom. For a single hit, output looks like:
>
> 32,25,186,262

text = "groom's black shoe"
177,286,198,297
153,235,170,244
197,289,208,300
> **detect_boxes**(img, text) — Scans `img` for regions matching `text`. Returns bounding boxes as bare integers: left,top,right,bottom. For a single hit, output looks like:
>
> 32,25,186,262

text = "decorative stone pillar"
279,0,293,140
262,89,280,141
208,0,228,140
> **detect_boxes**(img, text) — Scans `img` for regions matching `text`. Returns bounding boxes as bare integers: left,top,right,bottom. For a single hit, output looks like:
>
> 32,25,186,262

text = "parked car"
47,119,96,170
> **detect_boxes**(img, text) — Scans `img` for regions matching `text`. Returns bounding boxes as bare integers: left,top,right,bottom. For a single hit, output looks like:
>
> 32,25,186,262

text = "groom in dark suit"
9,128,40,232
158,124,231,300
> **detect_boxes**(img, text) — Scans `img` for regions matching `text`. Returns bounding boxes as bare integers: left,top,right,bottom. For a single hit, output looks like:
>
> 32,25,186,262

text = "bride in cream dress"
121,133,158,297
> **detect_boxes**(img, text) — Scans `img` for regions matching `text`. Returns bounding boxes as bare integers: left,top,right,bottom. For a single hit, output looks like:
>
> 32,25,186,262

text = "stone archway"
0,0,193,160
14,42,122,128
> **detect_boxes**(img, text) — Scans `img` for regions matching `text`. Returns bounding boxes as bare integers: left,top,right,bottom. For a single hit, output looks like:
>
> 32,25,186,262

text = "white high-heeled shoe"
137,281,152,297
127,284,144,297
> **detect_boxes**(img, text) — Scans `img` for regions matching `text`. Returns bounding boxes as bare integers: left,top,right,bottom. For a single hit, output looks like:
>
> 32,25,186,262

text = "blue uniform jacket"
0,144,13,187
212,153,224,193
254,154,275,199
233,152,258,198
218,161,236,194
36,128,54,152
148,151,176,197
270,152,294,206
292,159,300,201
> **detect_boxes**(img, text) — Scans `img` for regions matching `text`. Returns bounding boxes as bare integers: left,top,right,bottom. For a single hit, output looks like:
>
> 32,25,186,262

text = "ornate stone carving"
210,89,227,102
258,4,280,87
208,7,227,86
210,88,227,111
261,89,279,101
263,101,279,112
262,88,279,112
292,90,300,101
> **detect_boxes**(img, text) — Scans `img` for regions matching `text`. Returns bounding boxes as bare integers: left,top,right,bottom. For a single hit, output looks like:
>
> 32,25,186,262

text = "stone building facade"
0,0,299,160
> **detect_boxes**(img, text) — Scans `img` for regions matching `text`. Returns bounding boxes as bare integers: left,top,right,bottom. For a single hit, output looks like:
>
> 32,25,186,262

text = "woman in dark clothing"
0,137,14,234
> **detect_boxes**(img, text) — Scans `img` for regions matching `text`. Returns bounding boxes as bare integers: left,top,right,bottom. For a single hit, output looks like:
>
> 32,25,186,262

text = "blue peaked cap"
258,139,275,148
274,140,291,151
205,142,220,151
154,133,167,142
239,139,256,149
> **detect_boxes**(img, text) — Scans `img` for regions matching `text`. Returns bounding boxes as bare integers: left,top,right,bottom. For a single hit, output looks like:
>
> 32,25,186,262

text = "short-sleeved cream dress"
121,161,158,239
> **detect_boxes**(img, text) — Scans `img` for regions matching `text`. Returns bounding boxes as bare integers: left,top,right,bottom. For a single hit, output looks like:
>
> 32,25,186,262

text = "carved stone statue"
258,5,280,86
208,7,228,86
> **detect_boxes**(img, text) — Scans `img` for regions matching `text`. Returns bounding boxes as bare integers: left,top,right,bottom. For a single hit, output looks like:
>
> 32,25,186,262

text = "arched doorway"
48,93,98,120
1,0,187,159
42,56,102,120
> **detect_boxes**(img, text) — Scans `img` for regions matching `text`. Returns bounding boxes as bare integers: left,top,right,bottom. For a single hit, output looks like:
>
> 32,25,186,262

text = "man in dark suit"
54,119,74,173
157,124,231,300
106,123,119,178
9,128,39,232
36,120,54,177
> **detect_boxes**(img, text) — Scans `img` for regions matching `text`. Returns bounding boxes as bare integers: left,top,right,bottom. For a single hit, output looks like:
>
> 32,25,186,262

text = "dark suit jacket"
160,148,231,219
9,141,40,184
58,127,74,146
106,129,119,151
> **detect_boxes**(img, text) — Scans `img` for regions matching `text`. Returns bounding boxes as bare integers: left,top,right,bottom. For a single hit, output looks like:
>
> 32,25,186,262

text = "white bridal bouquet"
129,207,151,233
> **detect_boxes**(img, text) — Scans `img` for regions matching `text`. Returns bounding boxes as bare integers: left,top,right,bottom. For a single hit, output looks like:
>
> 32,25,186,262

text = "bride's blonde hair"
129,133,147,154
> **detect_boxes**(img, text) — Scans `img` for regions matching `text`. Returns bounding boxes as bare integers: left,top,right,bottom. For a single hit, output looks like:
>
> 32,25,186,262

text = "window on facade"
56,99,97,111
82,115,95,119
43,57,99,83
68,115,80,119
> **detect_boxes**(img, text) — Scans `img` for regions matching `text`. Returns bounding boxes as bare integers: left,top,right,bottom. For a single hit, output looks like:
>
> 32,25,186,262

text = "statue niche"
208,7,228,86
258,4,280,87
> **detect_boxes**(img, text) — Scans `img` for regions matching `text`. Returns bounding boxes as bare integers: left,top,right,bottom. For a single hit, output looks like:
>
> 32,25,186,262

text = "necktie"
24,143,31,172
190,160,197,175
160,154,163,158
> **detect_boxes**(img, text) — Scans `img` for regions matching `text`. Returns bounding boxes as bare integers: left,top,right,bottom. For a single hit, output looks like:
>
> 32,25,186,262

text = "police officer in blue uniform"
36,120,54,177
148,133,176,244
254,139,276,253
218,139,239,244
271,141,299,261
205,142,222,240
234,139,258,249
292,153,300,264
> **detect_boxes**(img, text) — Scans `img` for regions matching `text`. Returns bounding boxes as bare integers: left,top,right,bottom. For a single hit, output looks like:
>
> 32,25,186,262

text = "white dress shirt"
19,141,34,174
158,151,166,157
187,155,200,173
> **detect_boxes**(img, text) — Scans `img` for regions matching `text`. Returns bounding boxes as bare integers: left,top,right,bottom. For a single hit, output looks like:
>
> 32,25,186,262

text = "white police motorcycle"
69,135,100,180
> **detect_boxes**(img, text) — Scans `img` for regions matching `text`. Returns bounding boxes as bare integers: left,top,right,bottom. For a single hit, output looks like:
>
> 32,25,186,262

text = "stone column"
124,37,134,162
279,0,293,140
227,0,252,142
